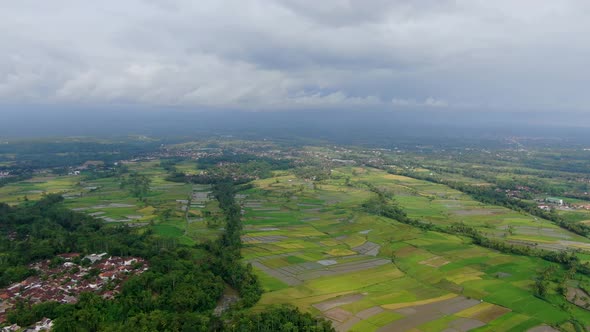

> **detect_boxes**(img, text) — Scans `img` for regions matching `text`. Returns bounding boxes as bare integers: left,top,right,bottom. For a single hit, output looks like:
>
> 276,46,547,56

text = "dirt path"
213,285,240,316
313,294,365,312
527,326,560,332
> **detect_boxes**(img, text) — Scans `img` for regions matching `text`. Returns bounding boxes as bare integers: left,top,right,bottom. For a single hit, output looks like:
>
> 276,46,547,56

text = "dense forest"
204,182,262,307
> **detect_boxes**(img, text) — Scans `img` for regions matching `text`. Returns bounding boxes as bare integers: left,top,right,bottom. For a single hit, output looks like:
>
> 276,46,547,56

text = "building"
1,324,20,332
32,318,53,331
84,252,107,263
546,197,564,206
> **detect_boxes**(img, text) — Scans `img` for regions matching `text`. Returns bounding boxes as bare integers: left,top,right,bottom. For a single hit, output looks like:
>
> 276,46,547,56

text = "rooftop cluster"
0,253,147,324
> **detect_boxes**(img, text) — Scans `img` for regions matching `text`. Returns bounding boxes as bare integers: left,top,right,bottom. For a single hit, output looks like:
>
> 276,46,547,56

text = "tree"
533,279,548,298
121,172,151,199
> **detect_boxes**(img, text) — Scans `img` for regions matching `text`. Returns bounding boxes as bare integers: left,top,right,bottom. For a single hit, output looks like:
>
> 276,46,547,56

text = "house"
32,318,53,331
573,203,590,210
7,284,21,292
84,253,107,264
1,324,20,332
124,258,137,266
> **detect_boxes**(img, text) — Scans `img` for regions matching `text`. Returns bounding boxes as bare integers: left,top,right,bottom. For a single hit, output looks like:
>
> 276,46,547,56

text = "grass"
253,267,290,292
152,224,184,237
286,255,307,264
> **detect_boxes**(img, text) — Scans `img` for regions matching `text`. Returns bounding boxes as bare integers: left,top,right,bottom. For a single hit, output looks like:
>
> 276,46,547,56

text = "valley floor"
242,167,590,331
3,158,590,331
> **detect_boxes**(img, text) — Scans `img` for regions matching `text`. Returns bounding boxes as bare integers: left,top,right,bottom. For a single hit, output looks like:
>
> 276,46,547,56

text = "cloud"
391,97,448,108
1,0,590,112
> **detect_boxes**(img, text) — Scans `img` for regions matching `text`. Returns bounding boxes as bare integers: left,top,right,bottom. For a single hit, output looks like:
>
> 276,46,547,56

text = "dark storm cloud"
1,0,590,113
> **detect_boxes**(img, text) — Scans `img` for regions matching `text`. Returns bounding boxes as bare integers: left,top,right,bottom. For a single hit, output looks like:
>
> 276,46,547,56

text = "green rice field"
3,158,590,331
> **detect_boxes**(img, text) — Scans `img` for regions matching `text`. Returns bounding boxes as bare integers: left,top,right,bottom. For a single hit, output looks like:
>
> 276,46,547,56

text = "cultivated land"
391,149,590,235
3,140,590,331
236,167,590,331
357,170,590,256
0,160,222,246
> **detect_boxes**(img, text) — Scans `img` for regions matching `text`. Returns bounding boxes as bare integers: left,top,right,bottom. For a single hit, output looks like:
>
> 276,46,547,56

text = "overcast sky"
1,0,590,114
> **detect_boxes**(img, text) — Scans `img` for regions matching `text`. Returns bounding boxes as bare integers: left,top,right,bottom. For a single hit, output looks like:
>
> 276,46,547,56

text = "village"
536,197,590,211
499,186,590,212
0,253,148,329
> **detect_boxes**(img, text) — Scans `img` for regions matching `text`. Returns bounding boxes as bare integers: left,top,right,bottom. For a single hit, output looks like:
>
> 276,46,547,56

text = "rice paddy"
242,166,590,331
3,159,590,331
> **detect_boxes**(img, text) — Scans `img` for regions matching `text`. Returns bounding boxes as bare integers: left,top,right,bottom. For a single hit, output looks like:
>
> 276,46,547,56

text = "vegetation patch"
152,224,184,237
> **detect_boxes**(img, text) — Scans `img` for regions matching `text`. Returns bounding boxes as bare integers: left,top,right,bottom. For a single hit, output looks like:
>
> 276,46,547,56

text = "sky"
1,0,590,118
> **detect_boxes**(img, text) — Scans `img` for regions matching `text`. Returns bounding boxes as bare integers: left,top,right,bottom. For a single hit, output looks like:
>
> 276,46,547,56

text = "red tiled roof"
0,254,148,321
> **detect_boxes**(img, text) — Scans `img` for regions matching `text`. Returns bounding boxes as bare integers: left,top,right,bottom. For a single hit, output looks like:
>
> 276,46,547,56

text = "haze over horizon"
2,1,590,128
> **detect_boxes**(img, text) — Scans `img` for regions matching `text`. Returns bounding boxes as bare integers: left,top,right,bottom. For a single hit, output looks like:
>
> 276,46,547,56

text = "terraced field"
347,168,590,257
243,168,590,331
3,159,590,331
